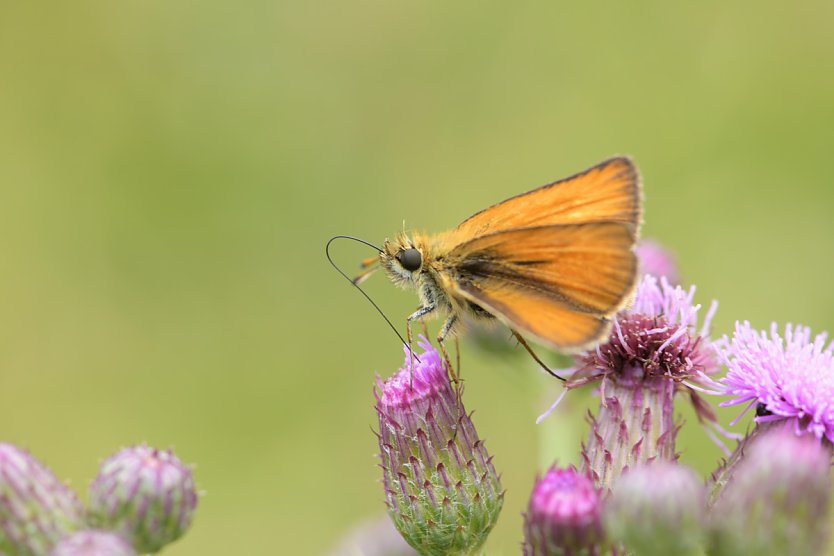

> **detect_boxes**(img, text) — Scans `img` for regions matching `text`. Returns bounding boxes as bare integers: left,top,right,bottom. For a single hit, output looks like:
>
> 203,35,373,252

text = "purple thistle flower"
553,275,720,490
50,530,136,556
708,426,831,556
87,445,198,554
522,466,607,556
635,239,680,284
604,462,706,556
718,321,834,442
0,443,84,556
375,337,503,556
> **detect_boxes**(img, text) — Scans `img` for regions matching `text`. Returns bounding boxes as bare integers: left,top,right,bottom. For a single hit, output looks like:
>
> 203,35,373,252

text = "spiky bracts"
0,444,84,556
605,462,706,556
375,337,503,556
708,426,831,556
88,445,198,554
0,442,198,554
569,276,719,489
522,466,605,556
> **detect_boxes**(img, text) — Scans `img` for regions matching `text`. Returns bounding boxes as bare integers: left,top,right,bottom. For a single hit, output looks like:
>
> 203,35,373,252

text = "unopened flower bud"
636,239,680,284
88,445,198,553
522,466,605,556
709,427,831,556
376,337,503,556
605,461,706,556
0,443,83,556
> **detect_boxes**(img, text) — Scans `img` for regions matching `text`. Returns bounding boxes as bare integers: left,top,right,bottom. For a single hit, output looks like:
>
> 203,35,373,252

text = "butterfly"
343,157,642,378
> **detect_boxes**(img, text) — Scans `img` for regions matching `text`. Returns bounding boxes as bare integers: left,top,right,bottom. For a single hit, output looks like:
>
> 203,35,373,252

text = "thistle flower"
708,426,831,556
563,275,720,490
375,337,503,556
87,445,198,554
50,530,136,556
635,239,679,284
0,443,84,556
604,462,706,556
522,466,605,556
718,321,834,442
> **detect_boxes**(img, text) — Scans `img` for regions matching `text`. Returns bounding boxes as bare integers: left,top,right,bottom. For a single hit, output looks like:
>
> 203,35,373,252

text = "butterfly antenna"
326,235,418,360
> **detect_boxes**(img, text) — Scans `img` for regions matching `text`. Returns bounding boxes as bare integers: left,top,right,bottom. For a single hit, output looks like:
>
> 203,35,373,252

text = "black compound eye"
755,402,772,417
397,248,422,271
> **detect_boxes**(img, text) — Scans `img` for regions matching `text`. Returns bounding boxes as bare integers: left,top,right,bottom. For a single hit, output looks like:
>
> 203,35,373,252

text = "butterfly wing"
450,157,640,241
445,222,637,349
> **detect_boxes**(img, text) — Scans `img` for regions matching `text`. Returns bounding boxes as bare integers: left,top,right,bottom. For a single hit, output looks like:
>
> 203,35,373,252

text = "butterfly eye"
397,248,422,271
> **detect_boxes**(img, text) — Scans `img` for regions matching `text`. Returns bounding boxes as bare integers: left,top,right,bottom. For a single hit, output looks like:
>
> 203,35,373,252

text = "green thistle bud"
375,338,503,556
0,443,83,556
87,445,198,553
604,461,706,556
709,426,831,556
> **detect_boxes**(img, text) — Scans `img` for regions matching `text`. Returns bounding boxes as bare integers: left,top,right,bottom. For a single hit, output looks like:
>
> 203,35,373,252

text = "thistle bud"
87,445,198,553
636,239,680,284
522,466,605,556
375,337,503,556
709,427,831,556
50,530,136,556
604,462,706,556
0,443,83,556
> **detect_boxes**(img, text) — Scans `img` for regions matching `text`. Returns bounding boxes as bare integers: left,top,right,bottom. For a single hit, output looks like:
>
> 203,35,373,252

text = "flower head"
636,239,680,284
50,530,137,556
522,466,605,556
572,274,718,393
0,443,84,555
88,445,198,554
375,337,503,556
718,322,834,442
560,276,720,489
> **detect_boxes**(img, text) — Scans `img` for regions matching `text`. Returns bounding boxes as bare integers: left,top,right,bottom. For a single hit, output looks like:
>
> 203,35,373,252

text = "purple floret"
718,322,834,442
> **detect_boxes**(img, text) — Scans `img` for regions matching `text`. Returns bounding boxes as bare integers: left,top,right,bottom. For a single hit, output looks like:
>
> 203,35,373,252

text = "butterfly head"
381,233,426,287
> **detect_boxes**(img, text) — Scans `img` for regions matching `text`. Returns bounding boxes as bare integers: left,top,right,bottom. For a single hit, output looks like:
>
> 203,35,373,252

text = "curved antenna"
326,235,418,360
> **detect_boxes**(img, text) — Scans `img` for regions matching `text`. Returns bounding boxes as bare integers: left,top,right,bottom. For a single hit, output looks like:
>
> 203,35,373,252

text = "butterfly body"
371,157,642,374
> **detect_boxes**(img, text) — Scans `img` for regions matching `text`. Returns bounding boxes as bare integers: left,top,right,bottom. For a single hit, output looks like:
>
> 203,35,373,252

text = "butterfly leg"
455,336,461,378
406,304,438,386
437,315,460,384
510,329,566,381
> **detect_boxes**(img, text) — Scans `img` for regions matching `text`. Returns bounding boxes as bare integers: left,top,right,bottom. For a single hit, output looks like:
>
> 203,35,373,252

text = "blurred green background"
1,1,833,554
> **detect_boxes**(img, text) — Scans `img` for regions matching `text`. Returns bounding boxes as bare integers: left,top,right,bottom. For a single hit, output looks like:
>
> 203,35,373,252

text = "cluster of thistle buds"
0,443,198,555
362,240,833,556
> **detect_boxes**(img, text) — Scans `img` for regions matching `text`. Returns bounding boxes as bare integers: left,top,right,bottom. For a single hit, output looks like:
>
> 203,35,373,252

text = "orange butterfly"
348,157,642,378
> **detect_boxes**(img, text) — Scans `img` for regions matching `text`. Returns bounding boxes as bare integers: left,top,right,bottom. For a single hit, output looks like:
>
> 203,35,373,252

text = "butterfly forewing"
447,222,638,349
450,157,640,241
